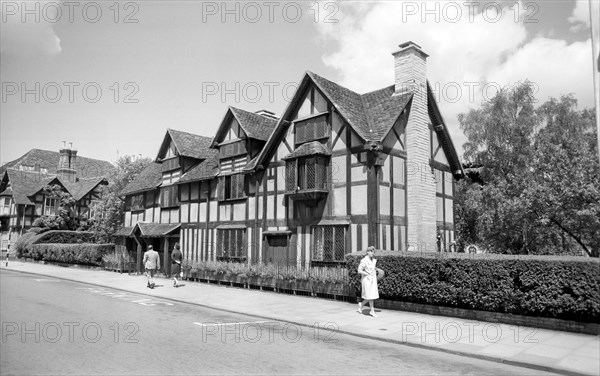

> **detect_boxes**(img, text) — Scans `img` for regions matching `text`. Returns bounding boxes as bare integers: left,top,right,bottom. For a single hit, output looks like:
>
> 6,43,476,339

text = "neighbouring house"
116,42,464,274
0,144,114,250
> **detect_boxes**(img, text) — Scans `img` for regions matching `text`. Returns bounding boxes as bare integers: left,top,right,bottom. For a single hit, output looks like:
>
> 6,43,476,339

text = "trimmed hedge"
346,251,600,323
23,243,114,266
34,230,96,244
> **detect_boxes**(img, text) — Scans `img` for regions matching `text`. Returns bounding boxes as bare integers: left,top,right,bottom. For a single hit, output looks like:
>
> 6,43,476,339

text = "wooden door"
264,235,296,266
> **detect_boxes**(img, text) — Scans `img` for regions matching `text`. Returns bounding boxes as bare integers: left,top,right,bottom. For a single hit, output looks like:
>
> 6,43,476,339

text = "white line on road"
193,321,278,326
32,278,61,282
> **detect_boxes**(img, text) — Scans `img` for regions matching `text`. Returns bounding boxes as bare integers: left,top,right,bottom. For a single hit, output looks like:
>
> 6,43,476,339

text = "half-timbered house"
118,42,464,272
0,145,113,250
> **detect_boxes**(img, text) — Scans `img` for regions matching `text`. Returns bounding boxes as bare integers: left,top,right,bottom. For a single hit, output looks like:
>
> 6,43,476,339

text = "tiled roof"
120,162,162,196
0,149,114,178
1,169,105,205
230,107,278,141
62,177,107,200
166,129,214,160
281,141,332,160
0,186,13,196
242,156,260,172
3,170,56,204
309,72,413,143
178,154,219,183
113,226,134,237
134,222,180,237
362,85,413,141
308,72,371,141
251,71,414,172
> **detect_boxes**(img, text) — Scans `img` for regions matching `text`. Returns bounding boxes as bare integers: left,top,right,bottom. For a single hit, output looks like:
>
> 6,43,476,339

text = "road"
0,269,560,375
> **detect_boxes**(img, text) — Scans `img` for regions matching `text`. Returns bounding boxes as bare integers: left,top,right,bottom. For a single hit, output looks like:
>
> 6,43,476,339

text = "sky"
1,0,598,165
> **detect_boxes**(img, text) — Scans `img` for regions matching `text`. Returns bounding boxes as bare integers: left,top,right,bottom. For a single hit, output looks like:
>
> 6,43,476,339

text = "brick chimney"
58,141,78,182
392,42,437,251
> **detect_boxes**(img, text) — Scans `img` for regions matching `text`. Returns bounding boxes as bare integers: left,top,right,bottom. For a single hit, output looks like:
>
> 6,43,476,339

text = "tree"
525,97,600,257
91,156,151,243
456,83,600,256
32,184,78,231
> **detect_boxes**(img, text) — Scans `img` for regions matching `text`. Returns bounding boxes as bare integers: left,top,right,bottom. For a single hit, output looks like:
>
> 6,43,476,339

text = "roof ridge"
167,128,213,142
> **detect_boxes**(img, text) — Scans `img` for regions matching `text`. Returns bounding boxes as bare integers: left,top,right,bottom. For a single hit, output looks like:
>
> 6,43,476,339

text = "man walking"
143,245,160,289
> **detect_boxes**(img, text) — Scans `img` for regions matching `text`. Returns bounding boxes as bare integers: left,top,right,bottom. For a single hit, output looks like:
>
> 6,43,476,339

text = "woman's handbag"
376,268,385,280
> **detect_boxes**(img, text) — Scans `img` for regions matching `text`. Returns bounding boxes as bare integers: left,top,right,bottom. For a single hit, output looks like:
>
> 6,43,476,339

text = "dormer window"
295,112,330,145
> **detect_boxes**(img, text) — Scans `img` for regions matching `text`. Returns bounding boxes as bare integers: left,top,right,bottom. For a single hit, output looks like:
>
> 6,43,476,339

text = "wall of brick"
393,44,437,251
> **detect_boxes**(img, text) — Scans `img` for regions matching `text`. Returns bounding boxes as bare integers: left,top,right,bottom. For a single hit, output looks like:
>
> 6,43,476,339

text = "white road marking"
193,321,277,326
32,278,60,282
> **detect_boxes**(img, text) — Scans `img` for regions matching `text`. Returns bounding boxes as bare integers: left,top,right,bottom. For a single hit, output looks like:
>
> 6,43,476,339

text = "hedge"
346,251,600,323
34,230,96,244
23,243,115,266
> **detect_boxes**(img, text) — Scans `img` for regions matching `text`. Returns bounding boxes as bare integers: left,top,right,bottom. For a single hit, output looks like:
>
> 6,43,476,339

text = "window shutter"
286,160,297,192
218,176,225,201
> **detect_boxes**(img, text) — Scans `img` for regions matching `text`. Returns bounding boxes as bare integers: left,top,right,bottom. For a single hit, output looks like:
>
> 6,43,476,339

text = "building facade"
117,42,464,272
0,145,114,250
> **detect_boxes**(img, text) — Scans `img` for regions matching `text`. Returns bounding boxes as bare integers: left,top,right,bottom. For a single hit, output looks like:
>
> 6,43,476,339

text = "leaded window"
217,229,245,260
312,226,348,263
285,156,328,193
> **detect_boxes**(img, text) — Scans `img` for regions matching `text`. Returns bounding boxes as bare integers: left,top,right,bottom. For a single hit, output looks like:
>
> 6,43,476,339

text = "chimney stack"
392,42,437,251
58,142,78,182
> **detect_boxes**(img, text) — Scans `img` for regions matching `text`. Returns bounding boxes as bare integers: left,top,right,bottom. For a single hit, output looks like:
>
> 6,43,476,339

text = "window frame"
216,228,246,261
43,197,59,216
311,225,349,264
218,173,247,201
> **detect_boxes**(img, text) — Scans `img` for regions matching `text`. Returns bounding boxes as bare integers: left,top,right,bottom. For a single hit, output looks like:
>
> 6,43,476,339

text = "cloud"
568,0,591,31
1,1,62,56
314,1,594,156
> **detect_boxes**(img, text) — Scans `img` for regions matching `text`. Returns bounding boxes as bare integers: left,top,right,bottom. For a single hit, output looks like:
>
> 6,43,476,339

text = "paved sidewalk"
1,260,598,376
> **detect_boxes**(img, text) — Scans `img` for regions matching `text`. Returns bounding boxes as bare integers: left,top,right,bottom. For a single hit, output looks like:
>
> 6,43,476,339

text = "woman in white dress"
357,246,379,317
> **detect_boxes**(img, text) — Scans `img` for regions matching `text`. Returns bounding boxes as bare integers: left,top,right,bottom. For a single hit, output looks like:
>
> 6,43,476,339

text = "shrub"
14,232,38,258
346,250,600,322
28,243,114,266
102,250,133,269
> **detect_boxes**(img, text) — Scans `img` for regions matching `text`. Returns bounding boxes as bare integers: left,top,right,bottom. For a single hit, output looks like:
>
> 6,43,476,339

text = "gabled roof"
210,107,278,147
427,83,464,177
120,162,162,196
0,148,114,178
178,153,219,183
62,177,108,200
1,170,107,205
156,129,214,161
114,226,134,237
251,71,413,172
2,170,56,204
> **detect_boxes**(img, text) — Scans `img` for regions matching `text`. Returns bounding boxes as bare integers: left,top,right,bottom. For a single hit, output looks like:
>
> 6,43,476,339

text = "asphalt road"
0,269,560,376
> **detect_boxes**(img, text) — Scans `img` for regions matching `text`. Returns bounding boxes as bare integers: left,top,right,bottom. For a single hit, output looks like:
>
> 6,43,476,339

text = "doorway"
263,235,296,266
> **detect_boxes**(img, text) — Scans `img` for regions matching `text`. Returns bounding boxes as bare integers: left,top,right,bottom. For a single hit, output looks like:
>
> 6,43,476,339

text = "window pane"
313,227,323,261
306,159,316,189
323,226,333,261
334,227,346,261
181,184,189,202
